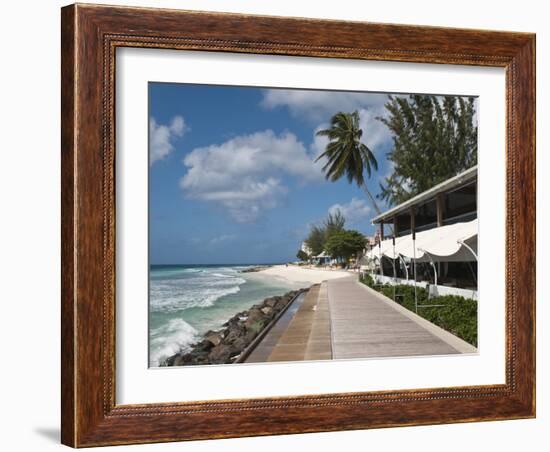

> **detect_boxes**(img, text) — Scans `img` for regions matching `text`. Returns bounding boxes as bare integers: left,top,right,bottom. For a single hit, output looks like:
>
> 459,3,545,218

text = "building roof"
371,165,477,224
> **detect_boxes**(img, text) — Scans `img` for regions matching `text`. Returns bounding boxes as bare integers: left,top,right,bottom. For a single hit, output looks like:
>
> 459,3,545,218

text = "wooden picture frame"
61,3,536,447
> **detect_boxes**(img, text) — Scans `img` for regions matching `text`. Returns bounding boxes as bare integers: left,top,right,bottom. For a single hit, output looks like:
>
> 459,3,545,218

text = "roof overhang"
372,165,477,224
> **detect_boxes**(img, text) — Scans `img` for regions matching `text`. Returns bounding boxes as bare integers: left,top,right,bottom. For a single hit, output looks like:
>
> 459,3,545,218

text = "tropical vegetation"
324,230,367,262
300,210,367,265
303,211,346,257
377,95,478,206
296,250,309,262
360,275,477,346
315,111,382,214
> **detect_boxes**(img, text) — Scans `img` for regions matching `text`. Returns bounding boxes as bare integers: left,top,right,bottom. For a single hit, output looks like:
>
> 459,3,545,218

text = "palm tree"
315,111,383,215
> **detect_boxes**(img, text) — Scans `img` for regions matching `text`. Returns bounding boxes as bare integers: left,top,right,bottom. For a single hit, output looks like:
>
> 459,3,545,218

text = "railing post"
413,229,418,314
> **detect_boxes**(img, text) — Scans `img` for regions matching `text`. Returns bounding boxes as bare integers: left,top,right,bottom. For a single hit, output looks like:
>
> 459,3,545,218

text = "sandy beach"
257,265,351,285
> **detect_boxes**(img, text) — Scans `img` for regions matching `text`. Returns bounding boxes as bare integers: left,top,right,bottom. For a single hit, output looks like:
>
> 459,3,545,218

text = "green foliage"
377,95,478,206
296,249,309,262
417,296,478,347
361,281,478,346
324,230,367,261
304,224,325,256
316,111,378,185
315,111,382,215
305,211,347,257
378,284,428,307
323,210,346,239
360,273,375,288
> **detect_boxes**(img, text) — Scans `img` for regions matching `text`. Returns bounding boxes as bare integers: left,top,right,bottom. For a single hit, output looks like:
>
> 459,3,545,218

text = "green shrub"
361,280,478,347
416,295,478,347
360,273,375,288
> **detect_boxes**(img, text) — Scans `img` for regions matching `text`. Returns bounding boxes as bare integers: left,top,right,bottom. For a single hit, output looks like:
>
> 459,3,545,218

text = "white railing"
371,275,477,300
428,284,478,301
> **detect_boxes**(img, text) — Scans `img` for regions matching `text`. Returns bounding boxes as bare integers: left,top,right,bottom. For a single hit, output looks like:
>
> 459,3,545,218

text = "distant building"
365,235,378,248
366,166,478,299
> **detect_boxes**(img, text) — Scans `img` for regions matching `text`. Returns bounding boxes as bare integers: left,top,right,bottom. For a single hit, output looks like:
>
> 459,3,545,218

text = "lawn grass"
360,274,478,347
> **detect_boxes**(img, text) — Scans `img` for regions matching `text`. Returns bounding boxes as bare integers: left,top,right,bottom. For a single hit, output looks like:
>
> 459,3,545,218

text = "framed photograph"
61,3,536,447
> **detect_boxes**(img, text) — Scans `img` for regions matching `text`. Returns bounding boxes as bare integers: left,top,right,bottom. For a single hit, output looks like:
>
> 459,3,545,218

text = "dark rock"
232,335,251,351
224,323,246,344
244,307,265,326
240,266,270,273
260,306,273,316
208,343,239,363
163,287,307,366
204,330,223,347
264,296,282,307
247,319,268,334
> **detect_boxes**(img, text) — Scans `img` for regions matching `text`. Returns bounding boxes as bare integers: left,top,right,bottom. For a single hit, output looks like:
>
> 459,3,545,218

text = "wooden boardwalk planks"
327,276,460,359
245,274,472,364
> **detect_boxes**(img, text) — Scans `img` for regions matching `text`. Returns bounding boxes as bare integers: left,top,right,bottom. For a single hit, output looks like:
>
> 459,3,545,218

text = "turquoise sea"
149,264,302,366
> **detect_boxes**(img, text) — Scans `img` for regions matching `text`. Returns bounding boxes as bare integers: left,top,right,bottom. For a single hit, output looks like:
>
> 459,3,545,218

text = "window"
414,200,437,230
444,182,477,223
395,213,411,236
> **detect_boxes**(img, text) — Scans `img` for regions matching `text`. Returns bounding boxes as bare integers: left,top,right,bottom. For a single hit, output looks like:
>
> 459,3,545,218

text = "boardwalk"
244,283,332,363
244,274,475,363
266,283,332,362
244,291,308,363
327,276,474,359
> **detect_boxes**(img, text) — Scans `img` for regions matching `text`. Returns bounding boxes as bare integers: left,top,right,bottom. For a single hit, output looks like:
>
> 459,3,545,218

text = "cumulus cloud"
328,197,372,225
261,89,394,160
149,116,188,165
260,89,388,123
180,130,321,223
356,107,391,153
310,124,329,158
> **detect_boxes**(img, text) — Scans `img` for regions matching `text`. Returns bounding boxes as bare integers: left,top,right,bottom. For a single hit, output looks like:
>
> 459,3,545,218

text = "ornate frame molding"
61,4,535,447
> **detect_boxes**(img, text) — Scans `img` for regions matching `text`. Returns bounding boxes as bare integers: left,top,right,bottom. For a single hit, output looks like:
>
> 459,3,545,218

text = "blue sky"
149,83,395,265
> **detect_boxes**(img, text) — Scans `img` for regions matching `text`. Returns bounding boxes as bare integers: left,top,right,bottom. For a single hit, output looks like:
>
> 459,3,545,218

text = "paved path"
263,283,332,362
244,291,307,363
327,276,464,359
304,282,332,361
244,275,475,363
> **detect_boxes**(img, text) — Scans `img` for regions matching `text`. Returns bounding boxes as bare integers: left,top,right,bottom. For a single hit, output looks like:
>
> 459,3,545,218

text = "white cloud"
260,89,388,123
261,89,396,159
149,116,188,165
328,197,372,225
310,124,329,158
357,107,391,154
180,130,321,223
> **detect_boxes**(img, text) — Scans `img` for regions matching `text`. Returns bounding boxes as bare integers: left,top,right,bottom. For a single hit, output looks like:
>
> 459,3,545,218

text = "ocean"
149,264,302,367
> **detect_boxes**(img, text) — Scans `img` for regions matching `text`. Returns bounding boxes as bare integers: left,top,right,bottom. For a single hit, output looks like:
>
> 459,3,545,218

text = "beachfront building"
312,251,332,266
366,166,478,300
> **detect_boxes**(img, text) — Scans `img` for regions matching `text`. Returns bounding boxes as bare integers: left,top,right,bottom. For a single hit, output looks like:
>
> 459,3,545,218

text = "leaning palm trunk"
362,184,394,235
315,110,393,235
361,184,382,216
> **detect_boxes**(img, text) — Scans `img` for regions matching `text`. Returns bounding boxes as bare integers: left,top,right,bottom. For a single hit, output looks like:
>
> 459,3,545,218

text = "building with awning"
365,166,478,300
312,251,332,266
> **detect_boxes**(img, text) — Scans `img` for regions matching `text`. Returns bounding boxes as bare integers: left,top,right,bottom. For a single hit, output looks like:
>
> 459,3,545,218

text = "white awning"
367,219,478,262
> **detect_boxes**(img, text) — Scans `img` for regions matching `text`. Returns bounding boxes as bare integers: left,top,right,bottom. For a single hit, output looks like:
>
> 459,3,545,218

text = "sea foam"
150,268,246,312
149,318,199,366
